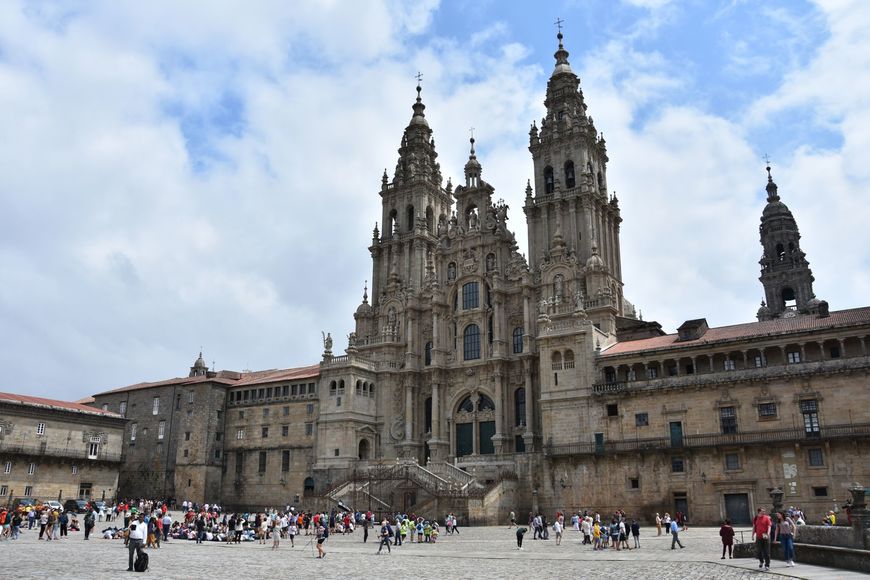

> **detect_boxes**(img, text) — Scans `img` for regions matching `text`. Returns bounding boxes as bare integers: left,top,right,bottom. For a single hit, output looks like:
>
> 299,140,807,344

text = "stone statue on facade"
322,331,333,354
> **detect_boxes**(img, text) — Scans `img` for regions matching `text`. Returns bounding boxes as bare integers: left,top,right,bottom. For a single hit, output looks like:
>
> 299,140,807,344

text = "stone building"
0,392,126,505
88,30,869,523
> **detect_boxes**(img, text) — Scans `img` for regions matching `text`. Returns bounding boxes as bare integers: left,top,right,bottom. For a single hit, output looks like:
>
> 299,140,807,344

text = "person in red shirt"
752,507,773,570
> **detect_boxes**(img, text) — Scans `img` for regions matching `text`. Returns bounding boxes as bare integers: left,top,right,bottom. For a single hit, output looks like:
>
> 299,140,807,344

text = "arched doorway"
358,439,370,460
454,393,496,457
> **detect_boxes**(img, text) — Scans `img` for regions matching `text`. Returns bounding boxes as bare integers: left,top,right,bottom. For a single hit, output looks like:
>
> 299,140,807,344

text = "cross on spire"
415,71,423,86
469,127,475,140
763,153,773,180
554,17,564,33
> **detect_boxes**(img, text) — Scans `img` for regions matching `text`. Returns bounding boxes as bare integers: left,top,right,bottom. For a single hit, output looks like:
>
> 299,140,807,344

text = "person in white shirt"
127,514,146,571
553,519,563,545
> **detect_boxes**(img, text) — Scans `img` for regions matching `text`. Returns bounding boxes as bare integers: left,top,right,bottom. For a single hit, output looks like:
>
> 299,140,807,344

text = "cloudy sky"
2,0,868,401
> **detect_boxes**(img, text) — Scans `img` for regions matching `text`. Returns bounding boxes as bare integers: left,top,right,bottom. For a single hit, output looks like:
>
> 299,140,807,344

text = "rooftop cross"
415,71,423,86
554,17,564,33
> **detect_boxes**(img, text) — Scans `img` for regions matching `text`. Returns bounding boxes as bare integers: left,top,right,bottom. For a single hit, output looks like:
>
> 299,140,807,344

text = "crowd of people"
510,510,650,551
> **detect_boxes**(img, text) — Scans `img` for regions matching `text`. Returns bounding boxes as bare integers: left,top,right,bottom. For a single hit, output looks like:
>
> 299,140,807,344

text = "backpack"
133,550,149,572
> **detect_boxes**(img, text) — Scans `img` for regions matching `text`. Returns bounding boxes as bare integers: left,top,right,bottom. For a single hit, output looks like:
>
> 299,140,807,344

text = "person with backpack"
127,513,147,572
10,510,22,540
59,510,69,537
670,517,685,549
377,520,392,554
84,507,96,540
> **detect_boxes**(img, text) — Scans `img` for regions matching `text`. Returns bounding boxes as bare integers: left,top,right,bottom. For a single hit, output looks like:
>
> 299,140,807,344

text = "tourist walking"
774,511,797,567
271,517,280,550
655,513,662,536
669,518,684,549
508,510,516,529
315,522,327,558
630,519,640,548
553,518,563,545
126,514,146,572
719,519,734,559
377,520,392,554
752,507,772,571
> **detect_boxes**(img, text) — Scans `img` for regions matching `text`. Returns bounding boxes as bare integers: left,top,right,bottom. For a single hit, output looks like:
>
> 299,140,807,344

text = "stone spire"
392,83,442,186
757,165,820,319
464,136,482,187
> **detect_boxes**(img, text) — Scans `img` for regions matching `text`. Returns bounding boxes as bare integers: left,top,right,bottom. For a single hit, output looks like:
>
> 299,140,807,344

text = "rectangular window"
309,383,315,394
36,422,45,435
119,401,127,416
262,426,269,438
336,396,341,407
235,452,244,474
787,351,801,364
130,423,137,442
88,442,100,459
236,429,245,440
668,366,677,377
0,485,7,496
724,359,736,371
71,465,77,475
801,399,821,436
24,485,32,496
720,406,738,434
830,346,841,358
183,449,189,458
185,431,191,441
758,402,777,419
215,432,222,442
671,456,685,473
282,450,290,472
258,388,265,399
101,403,109,411
186,410,192,418
283,406,290,416
462,281,480,310
626,369,636,381
629,478,639,489
644,367,657,379
808,448,824,467
813,486,828,497
176,394,181,409
334,448,339,457
152,397,160,415
754,354,767,368
258,451,267,473
266,387,273,399
606,403,619,417
158,421,166,440
635,413,649,427
725,452,741,471
239,410,245,419
188,390,194,404
291,384,298,396
305,423,313,436
282,425,288,437
214,449,221,460
307,403,314,415
263,408,270,417
28,462,35,475
282,385,289,397
4,461,11,474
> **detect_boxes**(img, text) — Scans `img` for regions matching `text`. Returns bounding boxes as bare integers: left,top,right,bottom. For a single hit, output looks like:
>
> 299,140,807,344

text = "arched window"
564,161,576,188
356,380,362,394
358,440,370,460
464,324,481,360
514,387,526,426
458,396,475,413
388,209,398,237
563,349,575,369
424,341,432,366
369,383,376,397
551,351,563,370
406,205,415,232
338,379,345,392
478,394,495,411
544,166,555,194
330,381,337,395
462,282,480,310
512,327,524,354
426,206,434,235
303,477,315,494
424,397,432,433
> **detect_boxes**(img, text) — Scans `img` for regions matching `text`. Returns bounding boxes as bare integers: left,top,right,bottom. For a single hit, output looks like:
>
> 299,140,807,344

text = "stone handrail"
544,422,870,457
0,443,123,463
593,356,870,395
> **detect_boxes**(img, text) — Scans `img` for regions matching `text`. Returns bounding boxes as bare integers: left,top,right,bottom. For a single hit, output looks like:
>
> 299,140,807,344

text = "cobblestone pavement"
1,525,863,579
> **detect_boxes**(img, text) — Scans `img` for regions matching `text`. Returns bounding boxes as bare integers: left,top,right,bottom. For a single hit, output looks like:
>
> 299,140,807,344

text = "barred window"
462,282,479,310
463,324,481,360
720,406,738,434
512,327,524,354
758,402,777,418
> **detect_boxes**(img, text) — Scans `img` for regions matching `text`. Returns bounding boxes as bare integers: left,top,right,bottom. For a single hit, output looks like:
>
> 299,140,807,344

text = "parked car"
45,500,64,512
63,499,89,513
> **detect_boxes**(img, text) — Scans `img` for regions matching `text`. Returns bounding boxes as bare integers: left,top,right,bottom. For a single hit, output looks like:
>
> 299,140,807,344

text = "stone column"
707,354,714,373
431,383,441,440
493,373,505,454
799,343,806,363
405,385,414,442
523,364,535,449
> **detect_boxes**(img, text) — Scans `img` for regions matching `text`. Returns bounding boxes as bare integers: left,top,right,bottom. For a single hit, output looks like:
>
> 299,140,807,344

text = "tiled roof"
0,391,123,418
601,307,870,358
93,364,320,396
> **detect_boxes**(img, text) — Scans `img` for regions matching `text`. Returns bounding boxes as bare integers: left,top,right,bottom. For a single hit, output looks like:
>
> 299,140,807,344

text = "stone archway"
358,439,370,460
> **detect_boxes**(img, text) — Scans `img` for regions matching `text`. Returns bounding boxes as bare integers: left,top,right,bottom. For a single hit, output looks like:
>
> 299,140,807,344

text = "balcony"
593,355,870,396
0,442,124,463
544,422,870,457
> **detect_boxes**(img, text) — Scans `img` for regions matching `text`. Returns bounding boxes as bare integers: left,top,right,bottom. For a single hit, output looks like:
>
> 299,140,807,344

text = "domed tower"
189,351,208,377
757,165,820,320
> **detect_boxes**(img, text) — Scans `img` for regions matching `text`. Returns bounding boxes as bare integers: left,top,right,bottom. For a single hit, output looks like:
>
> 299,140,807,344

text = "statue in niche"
553,274,565,302
447,262,457,281
486,253,496,272
468,208,480,230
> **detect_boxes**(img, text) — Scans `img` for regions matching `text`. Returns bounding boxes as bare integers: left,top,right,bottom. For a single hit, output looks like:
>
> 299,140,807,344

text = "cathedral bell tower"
524,31,625,333
757,165,823,320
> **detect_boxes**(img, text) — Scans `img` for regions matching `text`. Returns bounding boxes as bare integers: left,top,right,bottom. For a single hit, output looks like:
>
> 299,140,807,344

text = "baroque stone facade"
0,392,126,504
88,31,869,523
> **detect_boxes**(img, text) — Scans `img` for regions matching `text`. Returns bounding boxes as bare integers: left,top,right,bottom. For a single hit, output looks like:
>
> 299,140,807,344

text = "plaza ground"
2,524,863,579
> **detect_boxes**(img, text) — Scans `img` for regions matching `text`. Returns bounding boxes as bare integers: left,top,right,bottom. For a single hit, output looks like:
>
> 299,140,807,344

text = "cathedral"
90,31,870,525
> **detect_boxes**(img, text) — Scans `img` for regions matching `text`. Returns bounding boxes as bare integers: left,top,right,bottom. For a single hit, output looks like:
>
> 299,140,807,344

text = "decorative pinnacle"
362,280,368,304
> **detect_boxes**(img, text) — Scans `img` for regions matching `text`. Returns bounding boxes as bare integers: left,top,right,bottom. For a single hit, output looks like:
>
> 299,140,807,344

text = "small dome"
355,302,373,316
586,243,606,270
193,352,206,369
757,300,771,317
